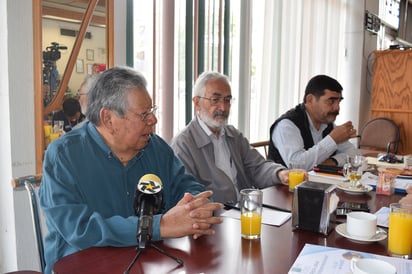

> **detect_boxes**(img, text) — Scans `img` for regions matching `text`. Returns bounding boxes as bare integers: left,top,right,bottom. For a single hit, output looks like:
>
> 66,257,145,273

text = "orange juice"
50,133,60,142
289,170,305,191
388,211,412,256
44,125,52,136
241,211,262,239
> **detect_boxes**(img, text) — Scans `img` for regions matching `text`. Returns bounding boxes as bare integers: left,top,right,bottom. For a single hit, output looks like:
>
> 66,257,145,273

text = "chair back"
24,180,46,273
251,140,270,159
358,117,400,154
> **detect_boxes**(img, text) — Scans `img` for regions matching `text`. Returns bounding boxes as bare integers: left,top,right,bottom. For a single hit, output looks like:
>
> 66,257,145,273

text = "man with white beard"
171,71,301,203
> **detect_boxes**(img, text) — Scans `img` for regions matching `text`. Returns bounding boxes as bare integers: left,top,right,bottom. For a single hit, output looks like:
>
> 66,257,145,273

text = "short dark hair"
303,75,343,103
62,98,81,116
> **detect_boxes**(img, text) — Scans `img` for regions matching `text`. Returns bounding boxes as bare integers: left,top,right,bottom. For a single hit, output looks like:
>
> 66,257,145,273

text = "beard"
198,109,229,131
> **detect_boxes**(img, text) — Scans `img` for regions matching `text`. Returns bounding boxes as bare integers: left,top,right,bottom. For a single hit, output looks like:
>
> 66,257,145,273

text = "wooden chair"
250,140,270,159
358,117,400,156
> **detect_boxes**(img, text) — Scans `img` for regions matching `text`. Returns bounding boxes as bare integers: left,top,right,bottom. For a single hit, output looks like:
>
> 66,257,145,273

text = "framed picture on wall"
87,63,93,75
76,59,84,73
86,49,94,61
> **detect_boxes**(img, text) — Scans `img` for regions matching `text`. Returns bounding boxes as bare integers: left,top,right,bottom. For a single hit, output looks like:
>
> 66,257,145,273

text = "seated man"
77,74,99,114
268,74,358,170
40,67,223,274
52,97,85,132
171,71,295,204
73,74,99,130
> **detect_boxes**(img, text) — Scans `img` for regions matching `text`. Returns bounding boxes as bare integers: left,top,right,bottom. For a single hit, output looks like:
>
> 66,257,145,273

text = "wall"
1,1,36,272
0,0,15,271
338,0,378,132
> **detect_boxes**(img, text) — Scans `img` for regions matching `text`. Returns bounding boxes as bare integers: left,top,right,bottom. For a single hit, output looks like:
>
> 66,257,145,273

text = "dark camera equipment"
42,42,67,105
43,42,67,62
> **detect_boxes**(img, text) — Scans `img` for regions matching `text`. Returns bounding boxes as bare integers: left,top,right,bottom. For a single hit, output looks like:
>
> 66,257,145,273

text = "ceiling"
42,0,106,26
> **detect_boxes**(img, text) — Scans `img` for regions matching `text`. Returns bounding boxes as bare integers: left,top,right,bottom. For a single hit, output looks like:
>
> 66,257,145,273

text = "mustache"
213,110,229,118
329,111,339,116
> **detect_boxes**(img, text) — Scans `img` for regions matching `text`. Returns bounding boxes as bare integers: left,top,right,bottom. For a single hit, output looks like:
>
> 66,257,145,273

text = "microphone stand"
123,238,184,274
124,199,184,274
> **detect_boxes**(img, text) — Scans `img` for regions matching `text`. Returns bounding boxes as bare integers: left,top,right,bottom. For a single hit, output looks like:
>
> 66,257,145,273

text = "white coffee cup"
351,258,396,274
346,211,377,238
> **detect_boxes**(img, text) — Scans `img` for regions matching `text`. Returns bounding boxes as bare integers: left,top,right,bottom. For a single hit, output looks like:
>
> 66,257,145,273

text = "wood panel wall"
371,50,412,154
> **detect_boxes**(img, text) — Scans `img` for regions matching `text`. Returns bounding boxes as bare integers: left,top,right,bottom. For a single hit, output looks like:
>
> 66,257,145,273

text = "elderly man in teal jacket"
40,67,223,274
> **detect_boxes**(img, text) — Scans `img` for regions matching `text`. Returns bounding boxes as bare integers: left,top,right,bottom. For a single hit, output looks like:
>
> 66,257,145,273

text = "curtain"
249,0,347,142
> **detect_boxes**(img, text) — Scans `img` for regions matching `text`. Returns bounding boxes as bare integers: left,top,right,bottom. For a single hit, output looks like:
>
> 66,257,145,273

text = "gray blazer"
170,116,286,203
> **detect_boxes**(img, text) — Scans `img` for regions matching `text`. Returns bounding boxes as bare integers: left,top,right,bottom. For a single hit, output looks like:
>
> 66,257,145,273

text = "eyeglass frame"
127,105,158,122
198,95,234,105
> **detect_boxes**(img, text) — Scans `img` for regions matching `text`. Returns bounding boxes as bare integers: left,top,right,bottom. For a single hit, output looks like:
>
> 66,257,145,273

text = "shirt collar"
87,121,145,163
304,110,328,132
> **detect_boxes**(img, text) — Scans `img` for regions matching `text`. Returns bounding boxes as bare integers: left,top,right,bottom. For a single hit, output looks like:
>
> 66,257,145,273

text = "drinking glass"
343,155,364,188
240,189,263,239
388,203,412,258
288,162,305,192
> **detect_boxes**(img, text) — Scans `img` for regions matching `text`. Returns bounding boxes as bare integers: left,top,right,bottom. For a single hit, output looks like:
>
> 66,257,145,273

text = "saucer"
335,223,387,243
336,182,373,195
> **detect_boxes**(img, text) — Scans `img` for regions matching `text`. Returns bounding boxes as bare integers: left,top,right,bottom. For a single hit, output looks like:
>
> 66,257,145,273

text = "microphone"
134,174,163,250
124,174,183,273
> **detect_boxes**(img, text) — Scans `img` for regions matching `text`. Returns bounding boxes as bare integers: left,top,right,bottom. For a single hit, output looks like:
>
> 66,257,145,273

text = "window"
132,1,348,143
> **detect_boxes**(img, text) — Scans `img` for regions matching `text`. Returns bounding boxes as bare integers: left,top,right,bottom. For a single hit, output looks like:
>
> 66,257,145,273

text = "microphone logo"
137,174,162,194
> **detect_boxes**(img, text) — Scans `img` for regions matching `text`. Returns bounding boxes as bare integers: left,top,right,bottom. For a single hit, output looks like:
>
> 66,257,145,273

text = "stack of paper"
308,170,347,184
366,156,404,169
289,244,412,274
220,207,291,227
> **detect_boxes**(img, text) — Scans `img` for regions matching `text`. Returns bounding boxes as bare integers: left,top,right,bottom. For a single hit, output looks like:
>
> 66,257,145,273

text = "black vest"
268,104,335,166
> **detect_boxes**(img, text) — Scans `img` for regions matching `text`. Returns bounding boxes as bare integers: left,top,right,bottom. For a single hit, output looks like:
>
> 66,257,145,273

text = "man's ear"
193,96,201,112
305,94,314,104
100,108,114,129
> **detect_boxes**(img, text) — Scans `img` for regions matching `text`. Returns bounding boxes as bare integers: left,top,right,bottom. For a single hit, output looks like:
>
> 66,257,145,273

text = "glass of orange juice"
240,189,263,239
288,162,306,192
388,203,412,258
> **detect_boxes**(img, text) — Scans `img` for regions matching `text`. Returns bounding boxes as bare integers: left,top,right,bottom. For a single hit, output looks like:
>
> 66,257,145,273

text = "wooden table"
53,185,404,274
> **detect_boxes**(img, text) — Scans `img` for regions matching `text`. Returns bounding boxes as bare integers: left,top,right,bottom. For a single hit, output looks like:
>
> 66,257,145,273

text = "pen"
262,203,291,213
224,201,291,213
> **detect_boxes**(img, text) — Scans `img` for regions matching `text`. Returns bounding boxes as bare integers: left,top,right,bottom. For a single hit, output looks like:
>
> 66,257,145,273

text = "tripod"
123,235,184,274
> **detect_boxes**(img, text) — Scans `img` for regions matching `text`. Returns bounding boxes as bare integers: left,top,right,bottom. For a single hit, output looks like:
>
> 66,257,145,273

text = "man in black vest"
268,74,358,170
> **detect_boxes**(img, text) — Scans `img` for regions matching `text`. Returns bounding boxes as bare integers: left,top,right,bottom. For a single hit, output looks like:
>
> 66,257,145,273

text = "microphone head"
137,174,162,194
134,174,163,215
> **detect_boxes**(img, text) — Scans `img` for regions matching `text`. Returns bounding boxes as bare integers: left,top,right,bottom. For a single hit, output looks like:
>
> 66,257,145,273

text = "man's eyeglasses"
128,105,158,122
75,93,87,99
198,96,233,105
